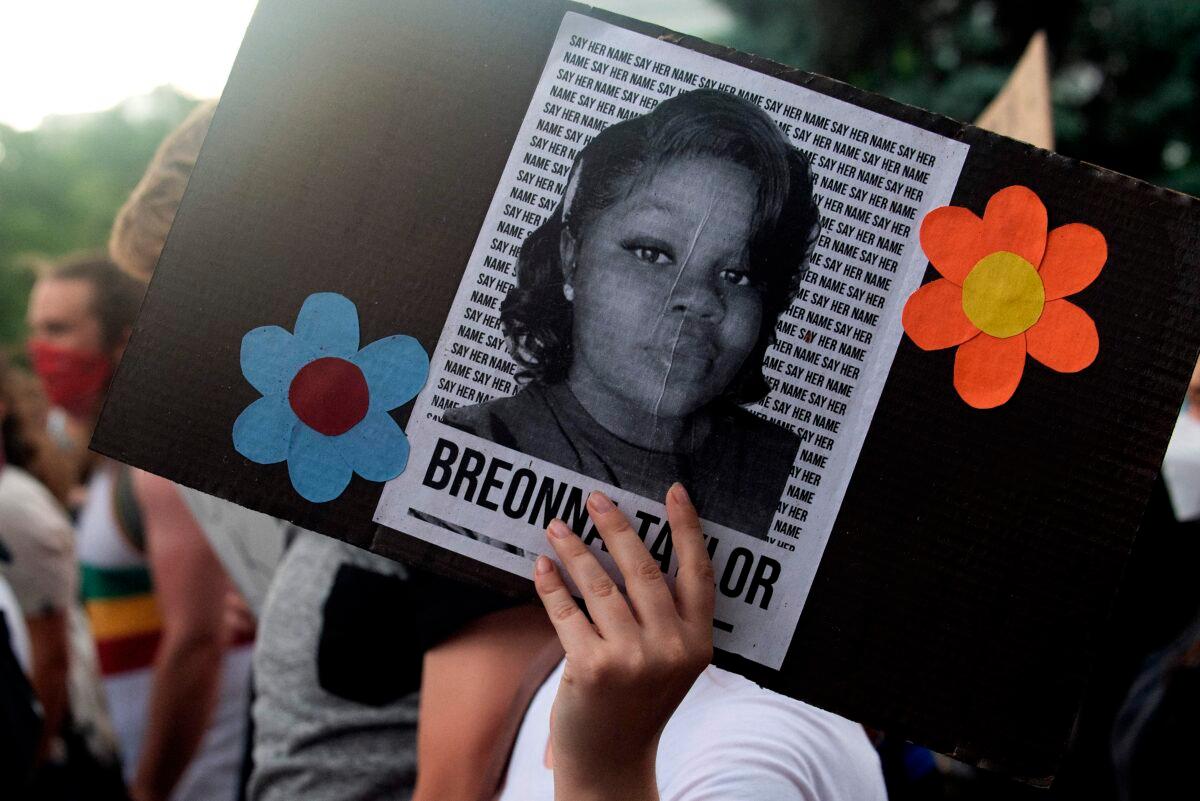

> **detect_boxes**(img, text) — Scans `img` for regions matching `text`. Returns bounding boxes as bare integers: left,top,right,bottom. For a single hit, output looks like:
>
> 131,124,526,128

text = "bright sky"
1,1,257,130
0,0,734,131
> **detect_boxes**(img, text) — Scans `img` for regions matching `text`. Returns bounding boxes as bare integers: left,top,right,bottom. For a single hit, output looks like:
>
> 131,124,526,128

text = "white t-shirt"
0,465,75,615
498,661,888,801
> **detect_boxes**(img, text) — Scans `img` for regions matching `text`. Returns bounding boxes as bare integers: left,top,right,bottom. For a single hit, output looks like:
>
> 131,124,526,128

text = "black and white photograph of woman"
445,88,820,538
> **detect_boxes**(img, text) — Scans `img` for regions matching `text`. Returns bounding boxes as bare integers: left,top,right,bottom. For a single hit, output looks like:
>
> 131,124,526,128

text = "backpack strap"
110,465,146,555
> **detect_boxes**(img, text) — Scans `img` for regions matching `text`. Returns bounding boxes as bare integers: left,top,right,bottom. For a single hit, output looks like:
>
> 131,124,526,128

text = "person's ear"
559,226,579,292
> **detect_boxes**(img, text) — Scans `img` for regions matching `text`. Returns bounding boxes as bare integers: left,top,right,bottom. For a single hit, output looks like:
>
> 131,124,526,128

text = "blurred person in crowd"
1,354,125,798
113,99,517,801
24,257,137,489
26,254,253,801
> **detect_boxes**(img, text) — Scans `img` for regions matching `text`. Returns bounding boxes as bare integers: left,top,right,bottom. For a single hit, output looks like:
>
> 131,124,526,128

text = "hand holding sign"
534,485,714,801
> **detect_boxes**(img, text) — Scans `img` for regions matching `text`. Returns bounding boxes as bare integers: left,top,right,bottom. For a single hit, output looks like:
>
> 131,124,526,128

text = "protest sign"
92,0,1200,779
975,31,1055,149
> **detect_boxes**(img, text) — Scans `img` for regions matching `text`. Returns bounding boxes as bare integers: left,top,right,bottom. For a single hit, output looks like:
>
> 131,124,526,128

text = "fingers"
544,517,638,638
535,485,715,645
585,492,678,626
665,483,715,626
533,555,599,653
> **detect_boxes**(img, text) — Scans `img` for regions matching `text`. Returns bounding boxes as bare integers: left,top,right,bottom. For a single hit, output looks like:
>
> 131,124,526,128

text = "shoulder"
0,466,72,551
129,467,183,509
727,407,802,446
658,667,886,801
721,407,803,469
442,385,557,446
0,465,65,516
441,397,506,434
278,529,408,589
130,470,225,574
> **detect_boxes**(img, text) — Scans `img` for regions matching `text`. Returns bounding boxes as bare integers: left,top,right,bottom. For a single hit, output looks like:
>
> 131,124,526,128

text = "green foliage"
714,0,1200,194
0,87,197,348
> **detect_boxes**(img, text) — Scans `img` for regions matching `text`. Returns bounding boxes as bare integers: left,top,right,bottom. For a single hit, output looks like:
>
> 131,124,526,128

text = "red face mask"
27,339,114,419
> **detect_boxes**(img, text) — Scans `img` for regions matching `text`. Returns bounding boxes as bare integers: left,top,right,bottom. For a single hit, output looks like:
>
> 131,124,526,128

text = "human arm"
533,484,715,801
413,604,557,801
25,610,70,762
130,471,230,801
0,470,75,763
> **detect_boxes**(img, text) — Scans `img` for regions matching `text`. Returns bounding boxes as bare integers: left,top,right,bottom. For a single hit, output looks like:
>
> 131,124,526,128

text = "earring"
562,284,575,302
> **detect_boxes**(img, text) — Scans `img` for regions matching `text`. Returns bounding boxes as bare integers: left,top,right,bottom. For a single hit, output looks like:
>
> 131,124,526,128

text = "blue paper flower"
232,292,429,502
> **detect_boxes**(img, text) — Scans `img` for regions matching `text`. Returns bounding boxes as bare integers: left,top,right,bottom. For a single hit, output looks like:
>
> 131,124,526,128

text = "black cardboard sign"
92,0,1200,779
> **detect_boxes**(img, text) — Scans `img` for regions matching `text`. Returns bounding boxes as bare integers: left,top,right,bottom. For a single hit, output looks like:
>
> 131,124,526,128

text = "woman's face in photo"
564,156,764,422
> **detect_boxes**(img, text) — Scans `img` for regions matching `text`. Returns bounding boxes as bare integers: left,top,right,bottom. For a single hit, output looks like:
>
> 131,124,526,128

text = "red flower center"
288,357,370,436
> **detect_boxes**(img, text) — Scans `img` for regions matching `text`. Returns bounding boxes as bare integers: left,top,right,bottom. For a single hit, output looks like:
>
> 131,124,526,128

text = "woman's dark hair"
500,88,820,406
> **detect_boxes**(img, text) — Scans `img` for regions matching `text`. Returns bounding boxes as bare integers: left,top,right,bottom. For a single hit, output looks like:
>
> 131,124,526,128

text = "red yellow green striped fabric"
81,563,162,675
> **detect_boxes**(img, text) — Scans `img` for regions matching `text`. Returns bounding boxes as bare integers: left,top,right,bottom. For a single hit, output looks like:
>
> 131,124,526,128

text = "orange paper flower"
902,185,1105,408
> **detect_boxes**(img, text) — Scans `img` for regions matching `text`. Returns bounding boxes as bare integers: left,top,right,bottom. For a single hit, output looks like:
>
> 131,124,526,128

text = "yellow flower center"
961,251,1045,338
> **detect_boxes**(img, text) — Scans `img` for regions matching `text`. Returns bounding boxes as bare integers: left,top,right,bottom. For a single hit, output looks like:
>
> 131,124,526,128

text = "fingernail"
671,483,691,505
548,519,571,539
536,555,554,575
588,491,615,513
